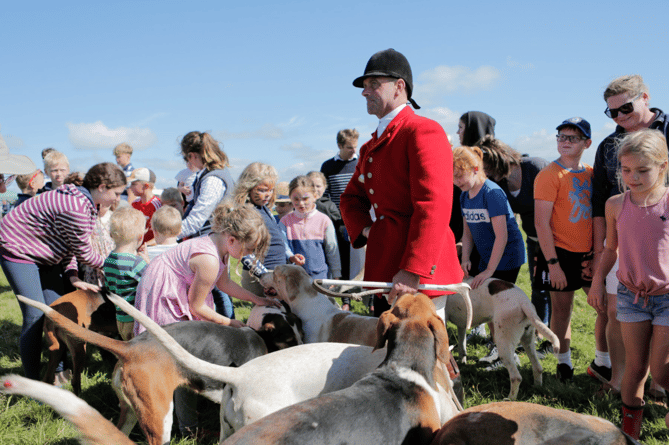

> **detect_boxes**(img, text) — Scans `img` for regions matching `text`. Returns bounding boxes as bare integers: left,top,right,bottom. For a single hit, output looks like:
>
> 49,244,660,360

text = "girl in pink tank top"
587,129,669,439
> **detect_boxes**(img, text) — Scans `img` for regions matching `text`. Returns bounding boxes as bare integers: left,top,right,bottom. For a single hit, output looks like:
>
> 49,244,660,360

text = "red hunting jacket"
340,107,463,296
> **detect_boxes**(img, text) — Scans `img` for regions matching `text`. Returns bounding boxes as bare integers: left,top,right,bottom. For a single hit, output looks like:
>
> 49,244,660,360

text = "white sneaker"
479,345,499,364
484,354,521,371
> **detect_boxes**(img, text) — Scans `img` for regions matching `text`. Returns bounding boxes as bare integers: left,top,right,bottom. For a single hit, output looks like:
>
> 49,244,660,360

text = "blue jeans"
527,237,550,326
0,258,65,379
212,286,235,319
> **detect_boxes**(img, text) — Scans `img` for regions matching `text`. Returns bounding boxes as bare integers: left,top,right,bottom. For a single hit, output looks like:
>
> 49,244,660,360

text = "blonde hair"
617,129,669,192
151,206,182,237
210,200,270,261
43,151,70,171
288,175,315,197
113,143,133,156
180,131,229,171
604,75,649,102
307,171,327,185
109,207,146,244
453,146,486,181
16,170,42,192
232,162,279,207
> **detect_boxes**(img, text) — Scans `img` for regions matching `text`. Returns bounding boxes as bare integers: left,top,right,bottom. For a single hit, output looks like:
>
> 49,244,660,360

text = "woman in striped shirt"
0,162,126,380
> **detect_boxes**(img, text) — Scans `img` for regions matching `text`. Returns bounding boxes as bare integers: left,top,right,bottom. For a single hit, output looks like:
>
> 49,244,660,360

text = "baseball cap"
130,167,156,183
556,117,591,139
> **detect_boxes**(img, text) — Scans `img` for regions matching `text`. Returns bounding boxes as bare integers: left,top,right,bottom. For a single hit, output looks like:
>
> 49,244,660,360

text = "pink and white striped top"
0,184,103,273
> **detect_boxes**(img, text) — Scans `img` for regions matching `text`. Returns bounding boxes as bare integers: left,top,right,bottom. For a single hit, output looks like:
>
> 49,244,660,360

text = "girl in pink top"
588,129,669,439
133,201,280,336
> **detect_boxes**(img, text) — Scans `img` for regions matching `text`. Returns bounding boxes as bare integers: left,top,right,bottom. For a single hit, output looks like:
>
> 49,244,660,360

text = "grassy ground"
0,261,667,444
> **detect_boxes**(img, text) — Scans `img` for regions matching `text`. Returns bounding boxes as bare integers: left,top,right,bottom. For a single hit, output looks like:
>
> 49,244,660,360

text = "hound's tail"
106,293,245,386
1,374,134,445
16,295,131,360
520,298,560,354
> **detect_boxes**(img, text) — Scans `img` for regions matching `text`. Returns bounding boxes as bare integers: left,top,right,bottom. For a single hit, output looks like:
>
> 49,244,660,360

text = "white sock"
594,350,611,368
558,351,572,368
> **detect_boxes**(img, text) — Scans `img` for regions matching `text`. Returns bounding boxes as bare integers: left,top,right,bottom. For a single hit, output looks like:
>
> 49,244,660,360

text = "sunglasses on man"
604,93,642,119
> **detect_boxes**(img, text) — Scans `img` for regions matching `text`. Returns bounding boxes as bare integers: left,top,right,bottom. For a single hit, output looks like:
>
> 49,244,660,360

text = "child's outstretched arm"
587,196,622,313
216,270,281,309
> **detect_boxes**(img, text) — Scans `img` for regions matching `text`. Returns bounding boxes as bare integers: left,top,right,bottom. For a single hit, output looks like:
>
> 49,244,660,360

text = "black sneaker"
536,340,554,359
587,360,612,383
557,363,574,383
483,354,521,371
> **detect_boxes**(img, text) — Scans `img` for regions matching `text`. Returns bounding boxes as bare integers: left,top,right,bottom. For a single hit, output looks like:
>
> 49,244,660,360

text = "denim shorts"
616,283,669,326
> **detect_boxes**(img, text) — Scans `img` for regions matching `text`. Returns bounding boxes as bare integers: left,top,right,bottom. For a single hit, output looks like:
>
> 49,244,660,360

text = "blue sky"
2,1,668,191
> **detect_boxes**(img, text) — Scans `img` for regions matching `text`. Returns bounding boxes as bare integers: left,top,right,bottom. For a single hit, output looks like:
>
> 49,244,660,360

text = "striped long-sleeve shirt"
0,184,103,274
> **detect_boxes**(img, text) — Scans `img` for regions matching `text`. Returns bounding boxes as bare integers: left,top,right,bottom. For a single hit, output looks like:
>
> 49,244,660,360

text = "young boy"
42,151,70,192
14,169,45,207
534,117,593,383
160,187,185,216
104,207,149,341
147,205,182,261
114,142,135,201
129,168,161,244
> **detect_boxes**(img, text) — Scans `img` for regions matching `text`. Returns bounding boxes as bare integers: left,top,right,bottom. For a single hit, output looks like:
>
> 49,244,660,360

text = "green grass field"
0,261,667,444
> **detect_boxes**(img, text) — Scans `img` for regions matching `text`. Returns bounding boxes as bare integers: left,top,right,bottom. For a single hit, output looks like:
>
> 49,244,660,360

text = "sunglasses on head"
605,93,641,119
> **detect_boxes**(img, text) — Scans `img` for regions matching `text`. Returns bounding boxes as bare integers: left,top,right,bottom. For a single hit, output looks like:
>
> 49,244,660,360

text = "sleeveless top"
183,168,234,235
617,189,669,302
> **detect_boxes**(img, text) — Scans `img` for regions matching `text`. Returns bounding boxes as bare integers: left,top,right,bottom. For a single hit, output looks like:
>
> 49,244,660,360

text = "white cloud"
419,106,461,139
513,128,555,159
217,124,284,140
66,121,157,151
506,56,535,70
414,65,501,102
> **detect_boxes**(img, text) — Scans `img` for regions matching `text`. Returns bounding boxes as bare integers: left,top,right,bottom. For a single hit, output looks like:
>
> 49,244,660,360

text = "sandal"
594,382,620,399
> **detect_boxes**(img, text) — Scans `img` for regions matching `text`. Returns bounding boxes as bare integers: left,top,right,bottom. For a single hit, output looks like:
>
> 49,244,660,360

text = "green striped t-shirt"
104,252,148,323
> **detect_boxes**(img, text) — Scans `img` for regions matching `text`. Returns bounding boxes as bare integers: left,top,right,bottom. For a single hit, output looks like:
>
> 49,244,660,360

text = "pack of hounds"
1,265,638,444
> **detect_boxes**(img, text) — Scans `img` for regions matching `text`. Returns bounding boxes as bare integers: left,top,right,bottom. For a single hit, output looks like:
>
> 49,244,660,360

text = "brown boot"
621,403,644,440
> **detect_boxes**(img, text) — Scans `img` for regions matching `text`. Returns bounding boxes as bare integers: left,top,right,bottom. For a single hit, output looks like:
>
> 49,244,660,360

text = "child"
453,146,525,287
133,201,280,333
147,206,182,261
274,181,293,222
42,151,70,192
0,162,126,380
453,146,526,366
232,162,303,296
129,167,161,244
113,143,135,177
588,129,669,439
104,207,149,341
14,169,45,207
534,117,593,383
160,187,185,215
281,175,341,280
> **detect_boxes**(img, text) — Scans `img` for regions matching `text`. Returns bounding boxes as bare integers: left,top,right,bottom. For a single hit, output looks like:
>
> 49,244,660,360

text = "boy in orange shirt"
534,117,594,383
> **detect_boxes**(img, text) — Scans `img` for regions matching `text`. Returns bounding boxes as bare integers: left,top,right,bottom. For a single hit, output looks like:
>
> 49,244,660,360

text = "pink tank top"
616,189,669,299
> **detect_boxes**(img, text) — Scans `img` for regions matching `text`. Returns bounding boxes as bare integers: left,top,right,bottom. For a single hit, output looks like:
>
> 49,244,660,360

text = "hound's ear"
428,315,451,364
374,311,398,351
283,269,302,302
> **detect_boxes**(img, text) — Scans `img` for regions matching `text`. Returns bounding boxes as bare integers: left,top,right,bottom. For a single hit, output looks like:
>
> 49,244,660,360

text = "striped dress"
0,184,102,273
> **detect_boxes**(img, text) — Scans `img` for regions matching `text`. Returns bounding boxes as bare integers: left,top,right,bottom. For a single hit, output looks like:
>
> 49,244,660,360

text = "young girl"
133,201,280,335
453,146,525,289
179,131,234,239
0,162,126,380
587,129,669,439
281,175,341,280
232,162,303,296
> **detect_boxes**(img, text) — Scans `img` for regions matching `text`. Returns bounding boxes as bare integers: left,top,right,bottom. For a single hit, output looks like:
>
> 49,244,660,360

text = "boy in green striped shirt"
104,207,149,340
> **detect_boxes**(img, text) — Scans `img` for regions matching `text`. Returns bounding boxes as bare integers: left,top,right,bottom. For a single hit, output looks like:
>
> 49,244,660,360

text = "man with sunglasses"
589,75,669,398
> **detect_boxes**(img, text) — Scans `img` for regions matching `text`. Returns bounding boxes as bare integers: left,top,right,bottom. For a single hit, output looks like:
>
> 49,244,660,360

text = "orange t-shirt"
534,161,593,253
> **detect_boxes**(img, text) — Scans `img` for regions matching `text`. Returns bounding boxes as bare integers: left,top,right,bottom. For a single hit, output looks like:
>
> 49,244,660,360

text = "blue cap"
557,117,591,139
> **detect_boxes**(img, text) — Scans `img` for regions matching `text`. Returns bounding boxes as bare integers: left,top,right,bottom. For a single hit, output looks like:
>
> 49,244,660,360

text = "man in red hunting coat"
340,48,464,316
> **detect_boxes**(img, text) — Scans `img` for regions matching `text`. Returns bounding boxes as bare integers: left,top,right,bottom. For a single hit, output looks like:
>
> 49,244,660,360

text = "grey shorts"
616,283,669,326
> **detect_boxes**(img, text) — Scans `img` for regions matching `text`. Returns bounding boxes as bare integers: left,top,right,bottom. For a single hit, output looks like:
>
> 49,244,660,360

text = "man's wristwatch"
547,257,559,265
